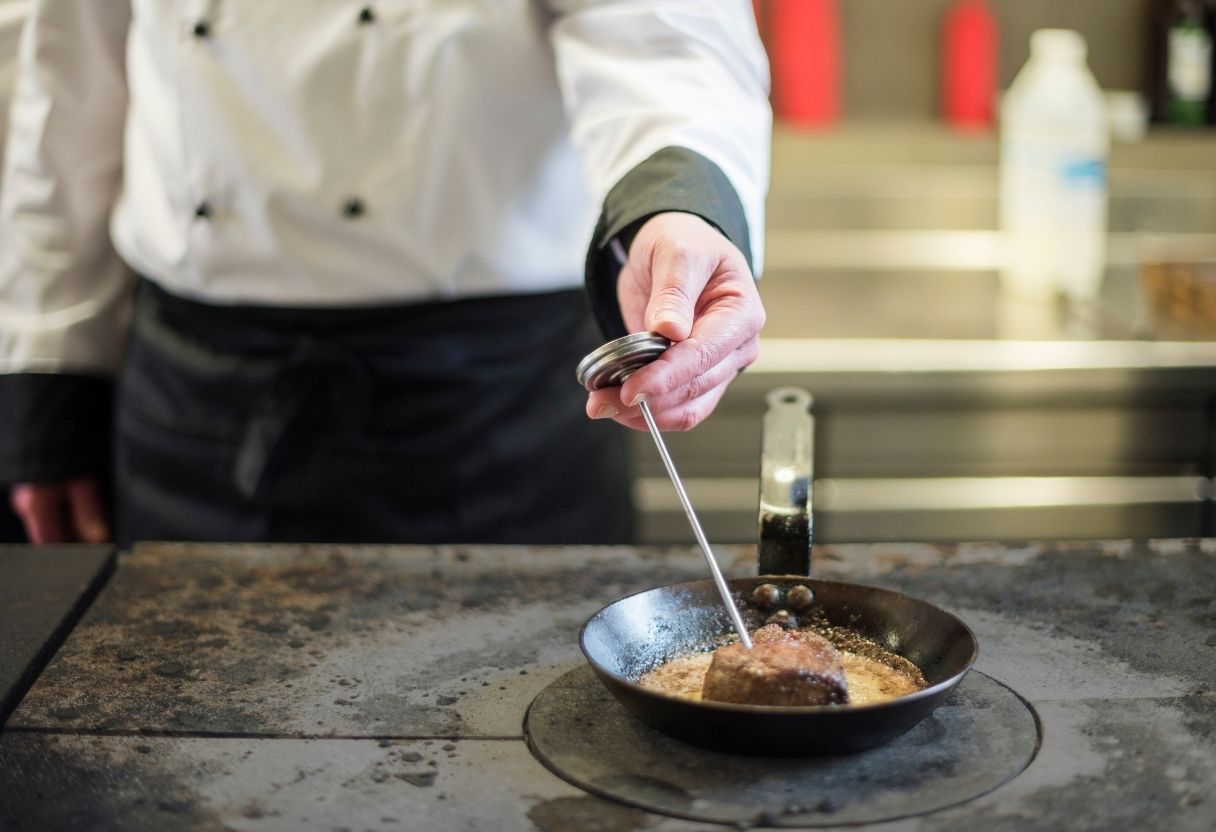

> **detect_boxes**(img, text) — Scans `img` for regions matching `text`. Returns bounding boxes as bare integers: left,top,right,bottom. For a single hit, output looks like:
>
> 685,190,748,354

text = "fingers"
613,377,732,433
10,483,70,545
619,279,763,408
620,327,761,409
586,386,627,423
9,478,109,545
586,335,759,432
66,477,111,543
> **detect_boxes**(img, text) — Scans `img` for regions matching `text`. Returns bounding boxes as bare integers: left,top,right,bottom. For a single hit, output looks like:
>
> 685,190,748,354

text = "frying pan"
578,388,978,756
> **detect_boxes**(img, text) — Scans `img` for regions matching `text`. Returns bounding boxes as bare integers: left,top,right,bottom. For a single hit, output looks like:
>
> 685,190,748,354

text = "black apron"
114,280,633,547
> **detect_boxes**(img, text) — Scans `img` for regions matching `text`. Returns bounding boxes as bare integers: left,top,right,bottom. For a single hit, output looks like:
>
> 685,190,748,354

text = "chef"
0,0,769,547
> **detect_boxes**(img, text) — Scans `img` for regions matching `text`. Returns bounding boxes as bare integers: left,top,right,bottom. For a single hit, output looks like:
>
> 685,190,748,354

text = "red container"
941,0,998,131
770,0,840,127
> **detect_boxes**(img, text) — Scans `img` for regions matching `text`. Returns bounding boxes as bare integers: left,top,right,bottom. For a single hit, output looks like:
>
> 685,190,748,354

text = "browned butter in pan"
639,623,927,706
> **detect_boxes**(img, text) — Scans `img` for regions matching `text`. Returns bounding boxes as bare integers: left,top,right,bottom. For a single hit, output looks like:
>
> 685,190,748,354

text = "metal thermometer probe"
576,332,753,650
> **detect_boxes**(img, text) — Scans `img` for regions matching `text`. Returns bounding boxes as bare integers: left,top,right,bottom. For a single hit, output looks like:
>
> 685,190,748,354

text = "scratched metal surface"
6,543,729,738
1,540,1214,831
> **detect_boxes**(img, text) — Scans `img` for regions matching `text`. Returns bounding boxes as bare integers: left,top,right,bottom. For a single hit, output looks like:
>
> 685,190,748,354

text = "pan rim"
578,576,980,716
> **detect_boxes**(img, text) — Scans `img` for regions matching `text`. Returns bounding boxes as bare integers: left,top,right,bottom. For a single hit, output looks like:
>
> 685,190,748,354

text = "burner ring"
525,666,1038,827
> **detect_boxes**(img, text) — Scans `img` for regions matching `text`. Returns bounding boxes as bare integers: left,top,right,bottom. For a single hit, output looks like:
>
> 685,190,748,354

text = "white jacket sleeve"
0,0,132,375
546,0,771,270
0,1,30,174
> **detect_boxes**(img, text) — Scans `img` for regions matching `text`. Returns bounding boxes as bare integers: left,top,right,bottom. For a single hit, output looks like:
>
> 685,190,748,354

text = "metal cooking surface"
6,543,716,737
527,666,1036,827
1,540,1213,831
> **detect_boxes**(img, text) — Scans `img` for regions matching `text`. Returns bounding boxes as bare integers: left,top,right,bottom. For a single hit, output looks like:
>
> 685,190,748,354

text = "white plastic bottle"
1000,29,1109,301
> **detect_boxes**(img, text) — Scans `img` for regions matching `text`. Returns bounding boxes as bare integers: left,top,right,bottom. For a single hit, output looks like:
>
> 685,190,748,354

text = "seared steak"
701,624,849,706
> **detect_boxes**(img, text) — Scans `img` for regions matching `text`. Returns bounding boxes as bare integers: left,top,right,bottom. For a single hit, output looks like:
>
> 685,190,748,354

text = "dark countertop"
0,540,1213,831
0,545,114,728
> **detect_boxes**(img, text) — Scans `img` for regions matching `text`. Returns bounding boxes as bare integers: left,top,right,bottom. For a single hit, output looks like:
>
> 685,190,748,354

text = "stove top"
527,666,1035,827
0,540,1213,831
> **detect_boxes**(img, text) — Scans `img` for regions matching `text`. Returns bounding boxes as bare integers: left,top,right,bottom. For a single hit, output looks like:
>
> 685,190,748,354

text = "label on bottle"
1168,25,1213,102
1060,157,1107,189
1055,154,1108,299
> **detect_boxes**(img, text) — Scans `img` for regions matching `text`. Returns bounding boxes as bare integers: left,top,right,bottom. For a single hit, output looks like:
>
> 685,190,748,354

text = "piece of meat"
701,624,849,706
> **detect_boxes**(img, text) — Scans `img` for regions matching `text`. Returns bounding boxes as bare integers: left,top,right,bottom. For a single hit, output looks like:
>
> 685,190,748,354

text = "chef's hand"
586,211,764,431
9,478,110,545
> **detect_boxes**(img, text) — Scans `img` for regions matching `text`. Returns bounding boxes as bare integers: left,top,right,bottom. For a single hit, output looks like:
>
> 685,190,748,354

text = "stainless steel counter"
0,541,1212,830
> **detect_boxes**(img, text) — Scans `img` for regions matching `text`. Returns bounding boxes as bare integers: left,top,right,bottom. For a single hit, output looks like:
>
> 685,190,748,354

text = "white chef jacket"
0,0,770,377
0,0,26,173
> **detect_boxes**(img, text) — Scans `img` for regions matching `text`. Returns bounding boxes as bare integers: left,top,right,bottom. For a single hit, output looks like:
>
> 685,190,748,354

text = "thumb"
645,254,699,342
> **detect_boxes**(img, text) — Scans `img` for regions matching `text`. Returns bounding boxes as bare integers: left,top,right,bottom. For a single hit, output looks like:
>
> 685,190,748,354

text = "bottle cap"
1030,29,1087,62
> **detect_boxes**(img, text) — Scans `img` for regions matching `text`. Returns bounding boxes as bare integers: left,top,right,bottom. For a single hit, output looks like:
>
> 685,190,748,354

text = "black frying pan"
574,348,978,756
580,575,978,756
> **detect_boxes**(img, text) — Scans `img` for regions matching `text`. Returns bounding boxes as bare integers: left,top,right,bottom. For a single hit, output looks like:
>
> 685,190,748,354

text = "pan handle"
758,387,814,576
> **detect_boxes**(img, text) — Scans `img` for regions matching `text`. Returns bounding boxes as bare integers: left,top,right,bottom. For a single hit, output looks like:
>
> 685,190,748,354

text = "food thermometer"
577,331,753,650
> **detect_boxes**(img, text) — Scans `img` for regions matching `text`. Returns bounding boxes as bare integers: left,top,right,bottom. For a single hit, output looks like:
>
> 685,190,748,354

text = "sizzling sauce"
638,629,926,706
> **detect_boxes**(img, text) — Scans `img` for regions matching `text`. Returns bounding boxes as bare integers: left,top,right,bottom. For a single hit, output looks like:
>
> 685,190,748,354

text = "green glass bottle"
1151,0,1215,126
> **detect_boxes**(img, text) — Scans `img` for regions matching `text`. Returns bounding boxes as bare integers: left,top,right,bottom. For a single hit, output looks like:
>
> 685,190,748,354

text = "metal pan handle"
758,387,814,576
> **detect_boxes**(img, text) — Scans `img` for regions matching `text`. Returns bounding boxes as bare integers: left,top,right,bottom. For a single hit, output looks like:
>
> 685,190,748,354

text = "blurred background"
785,0,1173,121
2,1,1215,545
638,0,1216,546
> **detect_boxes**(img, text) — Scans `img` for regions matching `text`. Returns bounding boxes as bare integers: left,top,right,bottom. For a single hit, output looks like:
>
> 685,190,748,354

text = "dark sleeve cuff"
0,373,113,484
584,145,753,339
